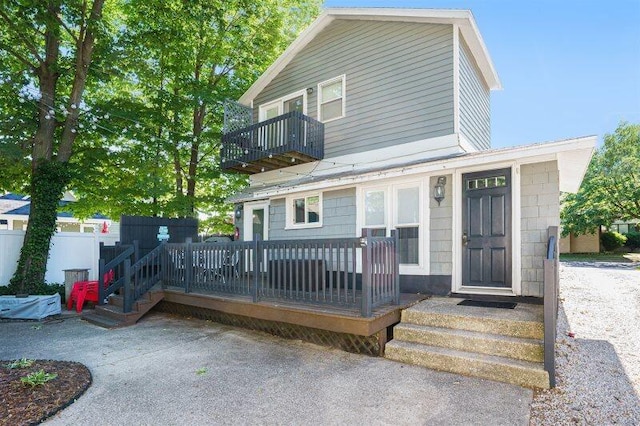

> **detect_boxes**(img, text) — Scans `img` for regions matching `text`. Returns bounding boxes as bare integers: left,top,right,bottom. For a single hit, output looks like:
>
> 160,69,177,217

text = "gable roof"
240,7,501,105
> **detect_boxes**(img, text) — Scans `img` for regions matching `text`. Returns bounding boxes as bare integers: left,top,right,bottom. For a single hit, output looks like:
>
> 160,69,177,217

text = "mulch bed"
0,360,91,426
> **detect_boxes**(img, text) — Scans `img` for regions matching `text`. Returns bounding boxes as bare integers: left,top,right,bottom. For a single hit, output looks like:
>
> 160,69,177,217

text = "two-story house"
221,8,595,300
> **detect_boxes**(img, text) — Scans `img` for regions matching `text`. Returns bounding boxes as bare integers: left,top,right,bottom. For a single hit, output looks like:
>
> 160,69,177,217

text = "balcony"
221,111,324,174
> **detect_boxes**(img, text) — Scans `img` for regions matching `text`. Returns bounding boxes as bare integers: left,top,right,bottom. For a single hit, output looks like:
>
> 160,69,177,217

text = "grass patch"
560,253,640,263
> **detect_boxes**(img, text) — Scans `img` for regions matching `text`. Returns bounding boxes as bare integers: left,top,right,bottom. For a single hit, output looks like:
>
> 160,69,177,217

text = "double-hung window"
288,193,322,228
362,183,422,266
318,75,346,122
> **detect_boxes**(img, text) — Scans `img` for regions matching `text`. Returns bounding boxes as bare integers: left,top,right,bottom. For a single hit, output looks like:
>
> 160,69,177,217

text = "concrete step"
393,323,544,363
385,339,549,389
401,298,543,340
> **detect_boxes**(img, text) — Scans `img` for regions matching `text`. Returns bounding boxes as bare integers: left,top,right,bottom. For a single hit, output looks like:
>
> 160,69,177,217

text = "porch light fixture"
433,176,446,206
306,87,314,94
234,205,243,219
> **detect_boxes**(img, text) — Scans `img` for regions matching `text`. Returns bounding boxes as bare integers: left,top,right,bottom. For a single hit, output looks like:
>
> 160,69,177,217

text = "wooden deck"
158,286,427,355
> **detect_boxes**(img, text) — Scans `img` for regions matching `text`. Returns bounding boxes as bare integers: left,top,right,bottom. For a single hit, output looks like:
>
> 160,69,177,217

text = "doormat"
458,300,517,309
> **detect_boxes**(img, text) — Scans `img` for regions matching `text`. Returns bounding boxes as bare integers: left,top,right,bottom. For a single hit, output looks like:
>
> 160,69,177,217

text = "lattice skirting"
154,301,382,356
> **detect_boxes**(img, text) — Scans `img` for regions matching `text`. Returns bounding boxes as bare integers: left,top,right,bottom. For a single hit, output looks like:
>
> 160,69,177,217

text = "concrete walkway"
1,311,533,425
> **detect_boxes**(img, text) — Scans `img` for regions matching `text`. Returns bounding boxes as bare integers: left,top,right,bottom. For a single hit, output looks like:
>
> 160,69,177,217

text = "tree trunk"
9,161,70,293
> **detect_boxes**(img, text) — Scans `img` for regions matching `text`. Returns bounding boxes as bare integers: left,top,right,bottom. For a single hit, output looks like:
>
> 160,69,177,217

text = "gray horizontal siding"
254,20,455,158
269,188,356,239
459,36,491,150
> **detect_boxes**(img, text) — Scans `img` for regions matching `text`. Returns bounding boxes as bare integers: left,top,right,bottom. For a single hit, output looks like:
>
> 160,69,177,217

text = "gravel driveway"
530,262,640,425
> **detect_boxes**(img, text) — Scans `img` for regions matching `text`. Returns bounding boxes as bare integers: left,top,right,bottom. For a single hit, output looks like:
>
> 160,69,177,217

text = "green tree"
0,0,113,293
70,0,321,228
561,122,640,236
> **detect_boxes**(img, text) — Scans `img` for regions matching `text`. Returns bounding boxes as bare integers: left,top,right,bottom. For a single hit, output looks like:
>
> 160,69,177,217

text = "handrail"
98,244,136,306
543,226,559,387
97,241,165,313
123,243,165,313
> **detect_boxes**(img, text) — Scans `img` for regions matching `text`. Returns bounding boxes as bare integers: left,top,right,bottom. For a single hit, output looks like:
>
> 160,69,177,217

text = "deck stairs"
385,297,549,389
82,284,164,328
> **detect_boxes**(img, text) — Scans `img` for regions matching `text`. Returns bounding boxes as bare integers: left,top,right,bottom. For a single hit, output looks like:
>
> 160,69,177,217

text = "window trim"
285,192,323,229
258,89,307,122
358,180,425,270
317,74,346,123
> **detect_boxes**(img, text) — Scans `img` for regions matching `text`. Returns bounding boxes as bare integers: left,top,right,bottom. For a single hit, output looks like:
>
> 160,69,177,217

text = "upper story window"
318,75,346,122
259,90,306,122
287,192,322,228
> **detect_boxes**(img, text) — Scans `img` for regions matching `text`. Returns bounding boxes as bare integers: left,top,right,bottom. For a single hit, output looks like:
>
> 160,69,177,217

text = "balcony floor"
224,150,320,174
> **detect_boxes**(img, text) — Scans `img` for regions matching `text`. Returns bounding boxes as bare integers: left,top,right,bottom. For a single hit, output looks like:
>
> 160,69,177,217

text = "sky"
322,0,640,148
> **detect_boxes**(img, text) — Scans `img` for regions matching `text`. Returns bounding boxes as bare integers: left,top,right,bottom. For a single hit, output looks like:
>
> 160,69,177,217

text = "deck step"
82,311,123,329
401,298,544,339
82,288,164,329
385,339,549,389
394,323,544,363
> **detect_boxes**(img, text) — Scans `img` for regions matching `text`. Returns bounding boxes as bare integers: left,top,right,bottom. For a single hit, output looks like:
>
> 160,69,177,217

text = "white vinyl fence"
0,230,119,285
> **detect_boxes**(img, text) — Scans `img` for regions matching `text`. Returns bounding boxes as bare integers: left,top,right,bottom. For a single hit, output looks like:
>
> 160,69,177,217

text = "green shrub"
21,369,58,387
6,358,35,369
601,231,627,252
624,231,640,249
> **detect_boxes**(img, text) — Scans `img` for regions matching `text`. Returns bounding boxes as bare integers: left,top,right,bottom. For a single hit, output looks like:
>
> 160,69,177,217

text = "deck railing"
162,231,399,317
220,111,324,170
543,226,560,387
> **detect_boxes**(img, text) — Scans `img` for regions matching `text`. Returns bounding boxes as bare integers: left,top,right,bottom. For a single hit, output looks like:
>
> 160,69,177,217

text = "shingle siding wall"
459,36,490,150
269,188,356,239
520,161,560,297
254,20,455,159
429,175,453,274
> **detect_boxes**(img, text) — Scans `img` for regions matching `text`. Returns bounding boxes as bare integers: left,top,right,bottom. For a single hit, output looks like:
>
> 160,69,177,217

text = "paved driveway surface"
2,312,532,425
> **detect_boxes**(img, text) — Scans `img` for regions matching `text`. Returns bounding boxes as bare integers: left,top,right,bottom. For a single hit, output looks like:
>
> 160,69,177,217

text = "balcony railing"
221,111,324,174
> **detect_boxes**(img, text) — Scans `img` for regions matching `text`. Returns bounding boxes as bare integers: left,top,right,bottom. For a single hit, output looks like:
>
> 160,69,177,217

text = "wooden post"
392,229,400,305
253,235,260,303
543,225,559,388
361,228,372,317
133,240,140,262
543,258,556,387
185,238,192,294
123,259,131,313
98,258,106,306
377,327,388,357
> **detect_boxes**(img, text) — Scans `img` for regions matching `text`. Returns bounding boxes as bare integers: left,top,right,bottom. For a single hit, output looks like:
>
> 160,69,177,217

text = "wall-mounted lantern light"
433,176,446,206
306,87,314,95
234,205,243,220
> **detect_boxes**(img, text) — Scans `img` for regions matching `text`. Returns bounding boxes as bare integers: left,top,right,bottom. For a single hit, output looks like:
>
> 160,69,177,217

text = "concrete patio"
1,311,533,425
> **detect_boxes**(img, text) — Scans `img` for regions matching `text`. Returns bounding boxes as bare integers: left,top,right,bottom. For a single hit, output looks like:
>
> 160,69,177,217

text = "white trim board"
243,136,596,201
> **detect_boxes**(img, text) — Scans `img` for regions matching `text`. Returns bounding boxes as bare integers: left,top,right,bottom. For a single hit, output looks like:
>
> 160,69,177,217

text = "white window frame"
317,75,346,123
358,179,427,274
286,191,323,229
258,89,307,122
